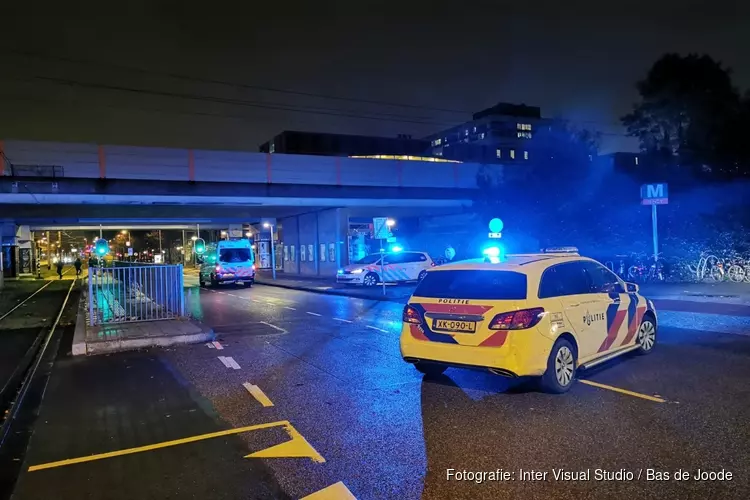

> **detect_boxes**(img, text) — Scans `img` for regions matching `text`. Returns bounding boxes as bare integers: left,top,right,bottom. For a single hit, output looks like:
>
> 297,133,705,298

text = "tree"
144,230,162,249
621,53,741,175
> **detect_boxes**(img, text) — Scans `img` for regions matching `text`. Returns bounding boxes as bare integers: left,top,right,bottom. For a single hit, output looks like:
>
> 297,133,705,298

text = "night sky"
1,1,748,154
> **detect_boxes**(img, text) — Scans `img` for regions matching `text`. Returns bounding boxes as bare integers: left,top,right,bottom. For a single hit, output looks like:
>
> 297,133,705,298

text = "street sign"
127,247,133,256
228,224,243,238
488,232,503,239
372,217,389,239
640,183,668,205
386,236,397,243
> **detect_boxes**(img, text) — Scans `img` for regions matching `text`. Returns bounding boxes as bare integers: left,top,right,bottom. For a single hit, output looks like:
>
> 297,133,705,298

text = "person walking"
74,257,82,277
56,260,64,279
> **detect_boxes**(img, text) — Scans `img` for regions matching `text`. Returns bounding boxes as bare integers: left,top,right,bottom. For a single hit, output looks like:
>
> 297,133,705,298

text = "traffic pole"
651,204,659,262
380,239,385,296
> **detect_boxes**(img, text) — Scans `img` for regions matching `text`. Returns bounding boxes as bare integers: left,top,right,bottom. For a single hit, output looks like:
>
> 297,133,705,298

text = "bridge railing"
88,263,185,326
1,139,487,189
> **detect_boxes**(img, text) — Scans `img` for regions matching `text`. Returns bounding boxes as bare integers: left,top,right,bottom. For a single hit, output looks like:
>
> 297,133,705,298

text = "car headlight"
350,268,364,274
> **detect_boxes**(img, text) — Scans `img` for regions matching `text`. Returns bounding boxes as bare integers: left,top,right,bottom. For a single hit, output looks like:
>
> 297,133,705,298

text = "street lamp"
386,219,396,227
263,222,276,280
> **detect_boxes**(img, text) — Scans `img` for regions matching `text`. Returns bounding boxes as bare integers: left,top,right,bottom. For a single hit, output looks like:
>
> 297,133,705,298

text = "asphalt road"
12,282,750,500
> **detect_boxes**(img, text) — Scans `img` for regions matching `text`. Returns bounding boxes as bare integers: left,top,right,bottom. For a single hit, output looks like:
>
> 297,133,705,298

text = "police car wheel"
363,273,378,287
418,270,428,281
414,363,446,377
540,338,576,394
636,317,656,354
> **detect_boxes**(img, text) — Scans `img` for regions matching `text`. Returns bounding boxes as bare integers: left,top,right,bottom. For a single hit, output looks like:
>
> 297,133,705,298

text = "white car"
337,251,435,287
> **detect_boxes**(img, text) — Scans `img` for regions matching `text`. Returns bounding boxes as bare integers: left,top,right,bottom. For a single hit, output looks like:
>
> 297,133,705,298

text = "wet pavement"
9,282,750,499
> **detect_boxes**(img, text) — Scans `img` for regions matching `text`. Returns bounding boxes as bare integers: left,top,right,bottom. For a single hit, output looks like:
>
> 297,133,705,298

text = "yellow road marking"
246,424,325,463
28,420,322,472
301,481,357,500
243,382,274,407
579,379,666,403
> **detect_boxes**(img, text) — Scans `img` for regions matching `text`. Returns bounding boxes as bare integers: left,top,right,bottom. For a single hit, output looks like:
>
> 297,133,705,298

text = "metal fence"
88,263,185,326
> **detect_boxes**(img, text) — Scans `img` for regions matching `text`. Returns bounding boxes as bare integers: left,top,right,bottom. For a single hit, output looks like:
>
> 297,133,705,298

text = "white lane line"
206,342,215,349
306,312,322,317
243,382,274,407
250,298,260,302
333,318,352,323
284,306,296,311
212,341,223,350
260,321,287,333
366,325,388,333
218,356,231,368
217,291,227,295
226,357,241,370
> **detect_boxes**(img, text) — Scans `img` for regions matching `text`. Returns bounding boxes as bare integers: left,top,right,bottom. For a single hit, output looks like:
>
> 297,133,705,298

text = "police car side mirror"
625,282,639,293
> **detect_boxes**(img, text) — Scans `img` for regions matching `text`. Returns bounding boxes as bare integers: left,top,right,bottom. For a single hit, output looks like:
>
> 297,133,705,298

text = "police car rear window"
219,248,252,263
413,270,527,300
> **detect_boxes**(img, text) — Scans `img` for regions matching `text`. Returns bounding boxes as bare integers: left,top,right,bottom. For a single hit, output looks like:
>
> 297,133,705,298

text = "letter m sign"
640,183,668,205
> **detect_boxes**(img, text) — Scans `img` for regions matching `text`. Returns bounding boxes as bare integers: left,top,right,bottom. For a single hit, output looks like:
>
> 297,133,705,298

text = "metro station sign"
640,183,668,205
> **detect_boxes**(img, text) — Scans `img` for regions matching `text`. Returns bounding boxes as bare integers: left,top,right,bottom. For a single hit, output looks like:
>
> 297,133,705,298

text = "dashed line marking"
284,306,296,311
301,481,357,499
260,321,287,333
333,318,352,323
219,356,241,370
206,342,215,349
243,382,274,407
366,325,388,333
306,312,322,317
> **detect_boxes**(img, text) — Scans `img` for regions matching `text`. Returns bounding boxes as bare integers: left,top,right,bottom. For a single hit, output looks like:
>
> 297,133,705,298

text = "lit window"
516,123,532,131
465,130,469,136
635,157,639,165
473,126,477,133
270,144,275,153
517,131,532,139
510,150,515,159
432,138,442,146
479,133,485,140
496,149,502,159
523,151,529,160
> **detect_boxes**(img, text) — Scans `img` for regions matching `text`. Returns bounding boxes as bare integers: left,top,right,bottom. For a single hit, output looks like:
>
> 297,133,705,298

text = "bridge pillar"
278,208,348,277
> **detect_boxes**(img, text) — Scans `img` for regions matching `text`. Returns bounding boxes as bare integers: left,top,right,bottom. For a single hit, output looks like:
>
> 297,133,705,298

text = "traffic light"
194,238,206,255
95,238,109,256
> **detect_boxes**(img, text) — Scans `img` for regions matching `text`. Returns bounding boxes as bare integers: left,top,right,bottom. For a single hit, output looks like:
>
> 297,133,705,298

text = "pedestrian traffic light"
194,238,206,255
95,238,109,256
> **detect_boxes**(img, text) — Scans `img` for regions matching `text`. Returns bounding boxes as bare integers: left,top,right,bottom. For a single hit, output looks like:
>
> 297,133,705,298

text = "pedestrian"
56,260,64,279
74,257,82,277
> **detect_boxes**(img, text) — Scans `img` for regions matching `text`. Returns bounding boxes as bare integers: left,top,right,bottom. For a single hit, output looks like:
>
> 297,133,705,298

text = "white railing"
88,263,185,325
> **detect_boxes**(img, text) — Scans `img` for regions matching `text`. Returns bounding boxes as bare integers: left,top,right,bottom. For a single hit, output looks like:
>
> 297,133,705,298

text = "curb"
71,290,88,356
255,280,406,303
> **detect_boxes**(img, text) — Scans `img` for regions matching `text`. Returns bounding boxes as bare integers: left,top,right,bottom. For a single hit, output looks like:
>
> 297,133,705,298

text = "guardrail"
88,263,185,325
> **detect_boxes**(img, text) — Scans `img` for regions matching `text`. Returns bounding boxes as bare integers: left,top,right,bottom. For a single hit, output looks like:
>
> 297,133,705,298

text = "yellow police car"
400,247,657,393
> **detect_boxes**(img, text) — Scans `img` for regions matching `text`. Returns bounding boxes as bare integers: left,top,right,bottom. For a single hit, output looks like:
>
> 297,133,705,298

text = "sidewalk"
254,271,414,302
256,272,750,305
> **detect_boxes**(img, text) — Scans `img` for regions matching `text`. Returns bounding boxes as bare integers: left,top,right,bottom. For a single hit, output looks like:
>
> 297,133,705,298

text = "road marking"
28,420,323,472
284,306,296,311
243,382,274,407
245,423,325,463
366,325,388,333
212,341,223,350
306,312,322,316
218,291,227,295
301,482,357,500
260,321,287,333
579,379,666,403
206,342,215,349
333,318,352,323
218,356,241,370
250,298,260,302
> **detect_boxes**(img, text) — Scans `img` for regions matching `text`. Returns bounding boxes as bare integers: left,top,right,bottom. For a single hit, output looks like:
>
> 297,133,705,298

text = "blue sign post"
640,183,668,262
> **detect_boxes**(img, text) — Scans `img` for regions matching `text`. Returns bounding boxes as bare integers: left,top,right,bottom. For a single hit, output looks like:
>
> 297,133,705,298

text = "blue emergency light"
390,245,403,253
482,245,504,264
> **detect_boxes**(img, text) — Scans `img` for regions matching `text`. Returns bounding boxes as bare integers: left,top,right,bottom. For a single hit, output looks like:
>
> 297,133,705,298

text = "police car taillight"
488,308,545,330
402,305,422,324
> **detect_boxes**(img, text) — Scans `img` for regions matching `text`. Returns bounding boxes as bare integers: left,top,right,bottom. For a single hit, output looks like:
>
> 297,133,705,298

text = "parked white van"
199,239,255,287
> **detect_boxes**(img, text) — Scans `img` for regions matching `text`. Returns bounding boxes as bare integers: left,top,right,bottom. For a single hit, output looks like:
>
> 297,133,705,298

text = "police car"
400,247,657,393
337,250,435,286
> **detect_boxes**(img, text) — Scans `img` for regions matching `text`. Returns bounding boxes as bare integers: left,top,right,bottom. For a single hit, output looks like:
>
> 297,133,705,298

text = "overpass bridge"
1,139,494,277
